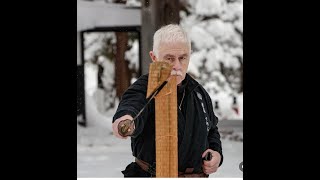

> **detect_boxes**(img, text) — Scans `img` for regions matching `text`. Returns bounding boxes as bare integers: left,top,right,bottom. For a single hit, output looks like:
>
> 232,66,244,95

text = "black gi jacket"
113,73,223,174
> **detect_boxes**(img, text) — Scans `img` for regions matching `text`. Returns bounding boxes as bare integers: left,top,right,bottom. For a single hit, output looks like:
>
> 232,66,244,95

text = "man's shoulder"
197,85,212,102
136,74,149,81
139,74,149,80
185,73,199,89
186,74,212,101
131,74,149,86
186,74,203,90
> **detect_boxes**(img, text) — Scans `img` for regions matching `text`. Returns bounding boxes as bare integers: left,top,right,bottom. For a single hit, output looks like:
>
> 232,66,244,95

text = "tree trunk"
115,32,131,98
141,0,180,75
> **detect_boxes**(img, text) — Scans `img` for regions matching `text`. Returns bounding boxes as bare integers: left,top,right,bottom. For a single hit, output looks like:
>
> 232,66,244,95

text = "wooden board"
147,62,178,177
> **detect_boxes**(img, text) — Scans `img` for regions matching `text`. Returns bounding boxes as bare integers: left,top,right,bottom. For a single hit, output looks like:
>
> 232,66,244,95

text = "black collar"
178,76,188,94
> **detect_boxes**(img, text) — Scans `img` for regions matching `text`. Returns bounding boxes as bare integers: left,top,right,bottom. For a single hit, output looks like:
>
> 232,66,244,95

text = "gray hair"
152,24,191,58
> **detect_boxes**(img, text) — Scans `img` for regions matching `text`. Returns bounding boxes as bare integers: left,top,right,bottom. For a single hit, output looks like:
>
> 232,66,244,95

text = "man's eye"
166,57,174,61
179,57,186,61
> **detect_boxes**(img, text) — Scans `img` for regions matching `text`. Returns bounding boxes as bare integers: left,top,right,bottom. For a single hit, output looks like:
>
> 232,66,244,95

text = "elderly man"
112,24,223,177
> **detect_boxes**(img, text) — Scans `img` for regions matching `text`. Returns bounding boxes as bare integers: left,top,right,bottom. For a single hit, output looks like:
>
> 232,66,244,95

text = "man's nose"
172,59,182,70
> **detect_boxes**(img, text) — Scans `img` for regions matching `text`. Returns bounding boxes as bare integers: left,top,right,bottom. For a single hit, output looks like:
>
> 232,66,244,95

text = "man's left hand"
202,149,221,175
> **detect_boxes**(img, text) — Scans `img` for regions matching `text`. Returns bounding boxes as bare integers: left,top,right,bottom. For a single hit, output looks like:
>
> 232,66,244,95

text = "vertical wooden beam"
141,0,180,75
115,32,131,98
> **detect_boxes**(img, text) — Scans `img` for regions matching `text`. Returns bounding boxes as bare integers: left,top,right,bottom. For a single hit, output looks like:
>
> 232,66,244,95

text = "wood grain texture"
147,62,178,177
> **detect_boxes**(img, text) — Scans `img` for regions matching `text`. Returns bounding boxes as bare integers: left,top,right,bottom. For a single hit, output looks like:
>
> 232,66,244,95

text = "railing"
218,120,243,129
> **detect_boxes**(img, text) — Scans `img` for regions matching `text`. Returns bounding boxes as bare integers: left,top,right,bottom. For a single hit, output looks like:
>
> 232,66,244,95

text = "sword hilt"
203,152,213,161
118,119,134,137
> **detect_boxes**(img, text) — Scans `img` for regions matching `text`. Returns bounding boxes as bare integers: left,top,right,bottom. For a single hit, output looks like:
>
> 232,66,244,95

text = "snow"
84,32,116,62
221,1,243,29
229,47,243,60
205,46,224,72
130,77,138,84
98,56,114,91
77,137,242,178
207,19,231,40
223,52,240,69
190,26,217,50
77,0,141,31
125,39,140,71
234,15,243,33
193,0,226,16
84,62,98,96
188,49,207,77
180,14,202,35
83,30,139,112
181,0,243,121
209,91,243,120
84,42,102,62
125,0,141,8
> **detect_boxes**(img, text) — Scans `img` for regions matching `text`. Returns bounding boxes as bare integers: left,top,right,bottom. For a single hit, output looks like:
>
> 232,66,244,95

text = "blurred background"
77,0,243,178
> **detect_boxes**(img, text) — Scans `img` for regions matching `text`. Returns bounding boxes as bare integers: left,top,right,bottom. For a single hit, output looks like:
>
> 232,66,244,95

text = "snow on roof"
77,0,141,31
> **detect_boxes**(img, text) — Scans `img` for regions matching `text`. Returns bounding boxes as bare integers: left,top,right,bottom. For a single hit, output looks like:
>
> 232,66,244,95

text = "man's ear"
149,51,157,62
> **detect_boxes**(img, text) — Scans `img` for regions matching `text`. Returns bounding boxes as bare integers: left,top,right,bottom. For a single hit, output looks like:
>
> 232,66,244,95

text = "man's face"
150,41,190,86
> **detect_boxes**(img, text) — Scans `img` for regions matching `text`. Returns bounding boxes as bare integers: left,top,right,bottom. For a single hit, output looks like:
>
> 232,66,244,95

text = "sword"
118,79,169,137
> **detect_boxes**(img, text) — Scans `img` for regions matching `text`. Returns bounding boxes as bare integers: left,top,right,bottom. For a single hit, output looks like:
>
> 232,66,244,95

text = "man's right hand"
112,115,134,139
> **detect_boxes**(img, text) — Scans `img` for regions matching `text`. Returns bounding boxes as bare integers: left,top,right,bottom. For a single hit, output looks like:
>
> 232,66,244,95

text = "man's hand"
202,149,221,175
112,115,134,139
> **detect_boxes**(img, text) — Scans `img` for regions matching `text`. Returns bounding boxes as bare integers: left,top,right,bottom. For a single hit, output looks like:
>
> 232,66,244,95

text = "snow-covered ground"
77,126,243,178
77,94,243,178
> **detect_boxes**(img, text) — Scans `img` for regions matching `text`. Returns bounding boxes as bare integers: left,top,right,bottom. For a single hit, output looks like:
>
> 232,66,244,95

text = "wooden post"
147,62,178,177
115,32,131,98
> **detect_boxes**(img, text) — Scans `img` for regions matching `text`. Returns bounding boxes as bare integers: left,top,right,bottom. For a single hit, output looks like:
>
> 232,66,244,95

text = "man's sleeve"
207,97,224,167
112,75,149,138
